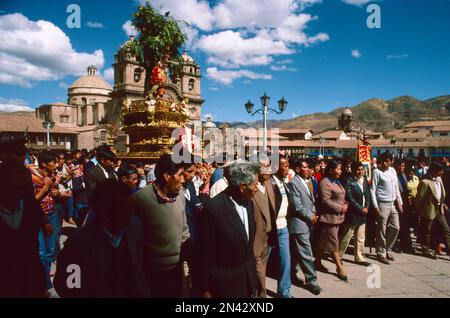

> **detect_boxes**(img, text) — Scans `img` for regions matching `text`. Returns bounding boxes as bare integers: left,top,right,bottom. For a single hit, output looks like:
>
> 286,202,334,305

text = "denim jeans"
276,227,291,298
38,211,59,290
64,196,75,219
74,202,89,220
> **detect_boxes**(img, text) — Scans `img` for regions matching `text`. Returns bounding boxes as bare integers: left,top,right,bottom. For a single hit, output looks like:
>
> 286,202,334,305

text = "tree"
131,3,187,95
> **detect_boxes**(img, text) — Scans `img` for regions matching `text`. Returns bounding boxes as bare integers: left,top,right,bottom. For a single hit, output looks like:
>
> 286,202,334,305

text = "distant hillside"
227,95,450,133
0,111,35,117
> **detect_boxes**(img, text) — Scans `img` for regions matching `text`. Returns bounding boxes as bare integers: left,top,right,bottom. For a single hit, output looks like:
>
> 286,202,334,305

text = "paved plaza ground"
49,222,450,298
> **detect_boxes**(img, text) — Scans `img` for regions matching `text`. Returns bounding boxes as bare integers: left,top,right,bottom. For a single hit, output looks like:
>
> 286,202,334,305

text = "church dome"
343,108,352,116
181,50,195,64
203,116,216,129
69,66,112,91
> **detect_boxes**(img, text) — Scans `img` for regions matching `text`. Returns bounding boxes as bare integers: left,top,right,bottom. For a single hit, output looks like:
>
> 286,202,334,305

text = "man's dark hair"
294,158,309,169
429,162,444,173
38,150,58,166
351,161,364,173
97,148,116,162
91,180,133,234
155,154,184,182
393,158,406,168
117,164,138,179
379,151,393,163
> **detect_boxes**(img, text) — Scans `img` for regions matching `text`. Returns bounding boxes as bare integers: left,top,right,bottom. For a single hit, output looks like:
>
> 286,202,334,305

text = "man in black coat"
84,148,118,197
197,162,259,298
54,180,150,297
0,159,47,297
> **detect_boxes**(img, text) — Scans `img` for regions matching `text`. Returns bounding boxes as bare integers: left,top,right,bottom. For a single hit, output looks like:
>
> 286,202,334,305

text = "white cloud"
148,0,216,31
122,20,137,37
342,0,372,6
270,65,298,71
0,13,104,88
206,67,272,85
208,87,219,91
58,82,69,89
351,49,362,58
276,59,294,64
197,30,293,68
141,0,328,83
102,68,114,82
386,54,409,60
202,113,214,120
86,21,105,29
0,97,33,112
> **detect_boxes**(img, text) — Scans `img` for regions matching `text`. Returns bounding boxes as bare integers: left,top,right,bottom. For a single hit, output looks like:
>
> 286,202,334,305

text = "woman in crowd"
314,159,349,281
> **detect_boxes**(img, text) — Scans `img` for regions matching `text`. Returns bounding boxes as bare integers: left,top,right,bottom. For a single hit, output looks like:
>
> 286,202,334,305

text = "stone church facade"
36,35,204,151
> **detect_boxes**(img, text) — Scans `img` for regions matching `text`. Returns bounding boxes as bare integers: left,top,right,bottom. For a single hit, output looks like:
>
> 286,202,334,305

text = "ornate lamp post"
42,119,55,150
245,93,287,154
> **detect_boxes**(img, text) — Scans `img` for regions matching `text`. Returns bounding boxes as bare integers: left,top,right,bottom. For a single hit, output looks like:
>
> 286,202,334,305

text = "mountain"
0,111,35,117
229,95,450,133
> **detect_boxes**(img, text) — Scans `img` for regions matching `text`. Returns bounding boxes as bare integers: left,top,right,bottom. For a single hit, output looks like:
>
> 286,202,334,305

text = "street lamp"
245,92,287,154
42,119,55,150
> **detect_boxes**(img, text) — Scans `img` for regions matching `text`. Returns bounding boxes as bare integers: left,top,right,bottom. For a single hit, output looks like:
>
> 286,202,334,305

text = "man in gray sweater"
371,152,403,265
134,154,190,297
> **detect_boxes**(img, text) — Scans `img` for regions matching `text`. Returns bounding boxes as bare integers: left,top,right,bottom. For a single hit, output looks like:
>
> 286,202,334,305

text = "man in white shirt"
416,162,450,260
270,157,292,298
371,152,403,264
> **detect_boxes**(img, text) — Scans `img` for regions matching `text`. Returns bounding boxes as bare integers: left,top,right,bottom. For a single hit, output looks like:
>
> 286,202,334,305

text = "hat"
98,148,117,162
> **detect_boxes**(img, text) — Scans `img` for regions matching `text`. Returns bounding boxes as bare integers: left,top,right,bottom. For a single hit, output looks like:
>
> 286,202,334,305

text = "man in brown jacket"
416,162,450,260
252,162,277,298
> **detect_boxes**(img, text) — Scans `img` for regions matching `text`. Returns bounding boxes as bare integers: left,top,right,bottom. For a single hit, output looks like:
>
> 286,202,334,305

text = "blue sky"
0,0,449,122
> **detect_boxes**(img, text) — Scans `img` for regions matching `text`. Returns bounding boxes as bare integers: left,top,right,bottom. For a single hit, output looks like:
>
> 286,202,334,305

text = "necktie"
399,175,407,193
307,179,314,197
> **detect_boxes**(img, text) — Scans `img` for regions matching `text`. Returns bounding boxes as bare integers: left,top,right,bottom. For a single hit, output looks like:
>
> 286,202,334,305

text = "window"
36,135,43,145
188,78,195,91
408,149,413,156
440,132,448,136
100,131,107,143
60,115,69,123
60,136,66,145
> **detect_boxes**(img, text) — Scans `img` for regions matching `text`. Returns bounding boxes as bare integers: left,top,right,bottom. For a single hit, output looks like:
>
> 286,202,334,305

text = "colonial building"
0,114,77,151
35,36,205,151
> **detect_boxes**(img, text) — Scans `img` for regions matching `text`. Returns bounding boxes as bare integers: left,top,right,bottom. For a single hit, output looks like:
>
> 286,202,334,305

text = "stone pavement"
266,244,450,298
49,222,450,298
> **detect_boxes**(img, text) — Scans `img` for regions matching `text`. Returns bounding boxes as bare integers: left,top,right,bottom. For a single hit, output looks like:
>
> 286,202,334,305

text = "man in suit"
287,158,322,295
54,180,150,297
252,161,277,298
416,162,450,260
339,161,372,266
394,159,414,253
84,148,118,197
198,162,258,298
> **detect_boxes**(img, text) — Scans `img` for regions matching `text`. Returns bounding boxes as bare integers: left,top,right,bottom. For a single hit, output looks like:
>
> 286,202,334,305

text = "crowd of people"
1,137,449,298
